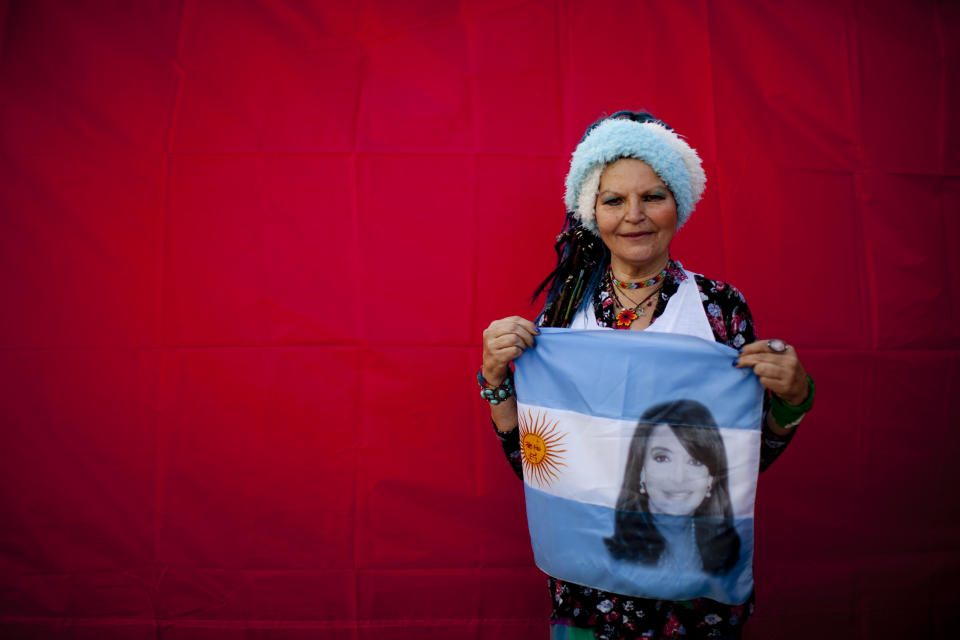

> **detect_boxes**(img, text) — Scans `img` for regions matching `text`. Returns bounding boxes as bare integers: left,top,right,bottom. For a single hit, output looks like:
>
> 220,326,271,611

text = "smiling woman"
596,159,677,282
595,158,679,331
604,399,740,577
644,425,714,516
479,110,815,639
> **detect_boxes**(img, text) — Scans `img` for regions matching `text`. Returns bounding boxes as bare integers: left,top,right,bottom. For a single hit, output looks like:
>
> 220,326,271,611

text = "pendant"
615,308,638,329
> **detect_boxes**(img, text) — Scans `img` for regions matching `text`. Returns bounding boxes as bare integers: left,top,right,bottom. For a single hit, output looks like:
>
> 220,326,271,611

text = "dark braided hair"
532,217,607,327
533,110,673,328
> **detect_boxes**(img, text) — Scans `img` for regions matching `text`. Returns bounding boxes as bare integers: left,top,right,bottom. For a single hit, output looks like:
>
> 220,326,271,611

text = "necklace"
610,265,668,290
613,284,662,329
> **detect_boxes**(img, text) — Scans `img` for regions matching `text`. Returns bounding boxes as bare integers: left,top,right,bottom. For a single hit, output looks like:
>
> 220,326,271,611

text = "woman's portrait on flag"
605,399,740,577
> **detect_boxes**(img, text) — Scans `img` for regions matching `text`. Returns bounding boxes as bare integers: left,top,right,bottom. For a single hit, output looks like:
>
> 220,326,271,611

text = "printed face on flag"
642,424,714,516
514,329,763,605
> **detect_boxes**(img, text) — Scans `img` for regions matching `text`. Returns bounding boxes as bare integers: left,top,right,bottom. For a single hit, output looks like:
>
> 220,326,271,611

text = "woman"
479,111,814,640
604,400,740,578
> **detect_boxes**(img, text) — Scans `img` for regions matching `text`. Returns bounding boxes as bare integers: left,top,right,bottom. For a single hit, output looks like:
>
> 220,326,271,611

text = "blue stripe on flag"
515,329,762,430
525,485,755,604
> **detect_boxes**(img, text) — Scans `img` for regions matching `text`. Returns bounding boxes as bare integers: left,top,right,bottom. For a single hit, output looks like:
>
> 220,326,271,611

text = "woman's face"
595,158,678,275
642,424,713,516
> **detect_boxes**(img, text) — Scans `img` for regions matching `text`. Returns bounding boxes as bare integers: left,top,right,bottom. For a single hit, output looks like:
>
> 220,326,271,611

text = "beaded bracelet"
770,375,815,429
477,368,515,405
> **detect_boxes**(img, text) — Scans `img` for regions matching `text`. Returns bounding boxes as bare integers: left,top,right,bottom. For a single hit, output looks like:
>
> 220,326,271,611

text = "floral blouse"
493,259,798,640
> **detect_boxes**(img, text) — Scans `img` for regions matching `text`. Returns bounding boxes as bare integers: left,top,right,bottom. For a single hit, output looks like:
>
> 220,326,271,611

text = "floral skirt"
550,618,743,640
548,576,750,640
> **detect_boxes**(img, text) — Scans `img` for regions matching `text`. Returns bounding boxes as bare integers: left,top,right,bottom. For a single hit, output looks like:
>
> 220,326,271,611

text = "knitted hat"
563,118,706,232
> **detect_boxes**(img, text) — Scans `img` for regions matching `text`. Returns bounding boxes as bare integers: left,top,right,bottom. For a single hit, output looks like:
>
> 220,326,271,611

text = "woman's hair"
604,399,741,575
533,110,672,328
581,110,674,141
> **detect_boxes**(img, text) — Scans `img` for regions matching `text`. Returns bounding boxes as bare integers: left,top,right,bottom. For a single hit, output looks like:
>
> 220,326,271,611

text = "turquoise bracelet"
477,369,515,405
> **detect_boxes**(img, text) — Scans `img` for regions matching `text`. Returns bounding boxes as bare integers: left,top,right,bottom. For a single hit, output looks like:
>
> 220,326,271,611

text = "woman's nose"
624,199,646,222
666,462,687,485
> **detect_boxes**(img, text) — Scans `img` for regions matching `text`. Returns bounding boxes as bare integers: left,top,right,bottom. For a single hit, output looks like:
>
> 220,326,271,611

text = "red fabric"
1,1,958,637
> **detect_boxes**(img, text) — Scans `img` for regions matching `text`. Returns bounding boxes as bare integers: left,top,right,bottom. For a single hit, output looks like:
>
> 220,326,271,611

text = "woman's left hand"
735,340,809,405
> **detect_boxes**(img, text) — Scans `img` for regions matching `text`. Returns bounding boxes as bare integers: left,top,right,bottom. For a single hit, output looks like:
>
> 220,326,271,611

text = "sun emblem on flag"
518,408,567,488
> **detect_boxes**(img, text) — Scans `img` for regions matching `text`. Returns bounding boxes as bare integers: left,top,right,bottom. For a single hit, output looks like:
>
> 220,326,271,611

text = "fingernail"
732,359,738,367
534,328,541,335
737,347,743,354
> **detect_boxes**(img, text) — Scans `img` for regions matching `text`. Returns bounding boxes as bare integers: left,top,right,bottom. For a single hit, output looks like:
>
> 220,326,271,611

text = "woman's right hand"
481,316,539,385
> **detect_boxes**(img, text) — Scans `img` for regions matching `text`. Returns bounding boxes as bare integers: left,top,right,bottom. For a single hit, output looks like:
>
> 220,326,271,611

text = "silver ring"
767,339,788,354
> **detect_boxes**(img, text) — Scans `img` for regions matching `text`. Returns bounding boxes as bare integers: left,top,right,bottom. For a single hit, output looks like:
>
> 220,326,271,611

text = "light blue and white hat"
563,118,706,232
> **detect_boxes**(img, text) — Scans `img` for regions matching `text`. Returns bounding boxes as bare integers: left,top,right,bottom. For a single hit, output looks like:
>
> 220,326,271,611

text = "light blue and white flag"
514,328,763,604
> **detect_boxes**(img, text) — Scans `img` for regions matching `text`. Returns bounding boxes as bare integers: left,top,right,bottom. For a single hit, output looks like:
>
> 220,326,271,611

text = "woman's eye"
602,197,622,206
688,458,704,467
653,454,670,463
643,193,665,202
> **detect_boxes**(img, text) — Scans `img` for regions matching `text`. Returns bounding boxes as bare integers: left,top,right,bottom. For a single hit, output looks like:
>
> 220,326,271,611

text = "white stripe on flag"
516,403,761,520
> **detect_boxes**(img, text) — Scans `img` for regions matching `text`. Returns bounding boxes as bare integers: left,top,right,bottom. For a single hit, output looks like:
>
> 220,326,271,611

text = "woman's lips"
620,231,652,238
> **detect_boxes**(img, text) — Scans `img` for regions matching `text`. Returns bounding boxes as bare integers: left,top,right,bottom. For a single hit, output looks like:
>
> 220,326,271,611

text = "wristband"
770,375,815,429
477,368,515,405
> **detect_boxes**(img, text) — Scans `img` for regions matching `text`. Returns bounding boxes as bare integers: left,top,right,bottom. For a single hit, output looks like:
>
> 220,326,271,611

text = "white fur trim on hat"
563,118,706,232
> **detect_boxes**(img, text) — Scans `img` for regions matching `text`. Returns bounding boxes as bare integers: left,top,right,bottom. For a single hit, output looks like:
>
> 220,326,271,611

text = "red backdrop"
1,1,958,638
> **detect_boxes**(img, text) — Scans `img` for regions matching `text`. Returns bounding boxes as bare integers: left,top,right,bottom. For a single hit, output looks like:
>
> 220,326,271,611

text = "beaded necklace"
610,265,668,290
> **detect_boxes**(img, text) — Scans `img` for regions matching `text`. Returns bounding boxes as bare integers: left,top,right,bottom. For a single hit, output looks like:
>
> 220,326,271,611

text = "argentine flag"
514,328,763,604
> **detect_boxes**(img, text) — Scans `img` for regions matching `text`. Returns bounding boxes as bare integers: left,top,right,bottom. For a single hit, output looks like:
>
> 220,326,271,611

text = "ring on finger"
767,338,789,354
